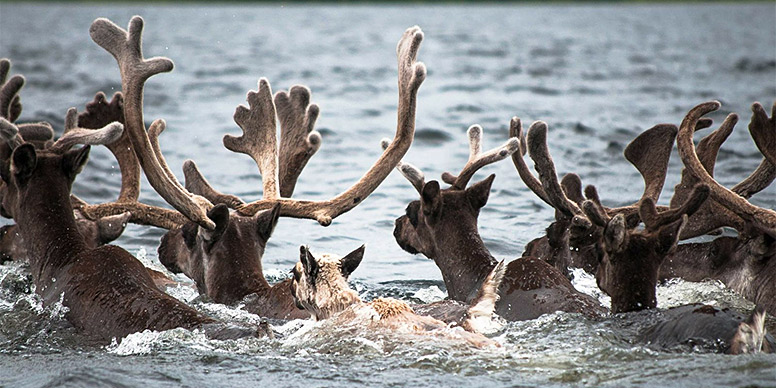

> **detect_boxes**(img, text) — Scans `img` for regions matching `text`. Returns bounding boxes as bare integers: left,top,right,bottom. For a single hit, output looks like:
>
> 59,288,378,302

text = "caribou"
0,61,132,263
391,124,606,321
515,118,679,278
0,114,268,342
659,101,776,315
290,245,502,347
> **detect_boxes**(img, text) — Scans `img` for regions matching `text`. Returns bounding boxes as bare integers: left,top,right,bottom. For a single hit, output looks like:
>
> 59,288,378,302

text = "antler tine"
732,160,776,199
275,85,323,198
671,112,746,238
0,59,24,122
748,101,776,166
0,59,8,86
726,102,775,200
640,184,710,232
146,119,185,192
77,91,140,202
623,123,677,205
560,173,584,205
224,78,280,200
677,101,776,236
526,121,584,218
49,108,124,152
381,138,425,193
0,118,24,149
510,118,553,206
61,93,186,230
90,16,215,230
183,160,245,209
441,124,520,190
236,26,426,226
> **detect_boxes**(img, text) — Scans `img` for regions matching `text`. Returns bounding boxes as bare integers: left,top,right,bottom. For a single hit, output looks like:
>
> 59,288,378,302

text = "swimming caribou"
290,245,503,347
0,60,132,263
390,124,607,321
0,112,268,342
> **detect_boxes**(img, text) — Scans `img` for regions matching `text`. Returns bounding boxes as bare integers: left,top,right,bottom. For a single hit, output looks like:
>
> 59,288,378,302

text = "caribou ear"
96,212,131,244
62,145,91,179
0,160,10,183
340,244,365,278
200,204,229,246
466,174,495,210
656,215,686,255
603,213,627,254
254,203,281,242
300,245,319,282
180,222,198,250
10,143,36,184
421,180,442,218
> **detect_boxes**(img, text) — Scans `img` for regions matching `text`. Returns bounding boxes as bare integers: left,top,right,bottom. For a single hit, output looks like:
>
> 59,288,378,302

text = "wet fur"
659,235,776,316
158,205,309,320
641,304,774,354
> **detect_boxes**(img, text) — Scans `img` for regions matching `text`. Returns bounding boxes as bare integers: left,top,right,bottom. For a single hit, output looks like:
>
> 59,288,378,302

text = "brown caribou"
660,101,776,315
0,60,132,262
77,17,427,320
391,124,607,321
0,114,268,342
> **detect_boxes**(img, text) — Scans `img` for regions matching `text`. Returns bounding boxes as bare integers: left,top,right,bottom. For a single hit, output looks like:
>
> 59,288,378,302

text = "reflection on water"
0,3,774,387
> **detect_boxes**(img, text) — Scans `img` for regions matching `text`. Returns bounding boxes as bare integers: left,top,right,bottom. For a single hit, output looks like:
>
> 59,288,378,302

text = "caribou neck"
16,183,87,285
433,229,498,302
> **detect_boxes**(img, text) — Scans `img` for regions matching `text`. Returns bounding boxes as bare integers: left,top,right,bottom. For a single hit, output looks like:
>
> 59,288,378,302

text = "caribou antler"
440,125,519,190
183,160,245,209
223,78,281,200
0,59,54,159
520,119,681,227
676,101,776,237
671,113,751,238
0,59,23,123
276,85,322,197
77,91,140,202
107,23,425,227
225,25,426,226
623,124,677,206
388,121,519,193
70,94,189,230
749,101,776,166
381,138,425,193
184,85,322,206
90,16,215,230
510,117,552,206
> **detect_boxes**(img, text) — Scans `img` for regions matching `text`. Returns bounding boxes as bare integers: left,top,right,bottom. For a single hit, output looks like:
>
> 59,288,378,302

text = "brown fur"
158,204,309,320
641,304,774,354
659,235,776,315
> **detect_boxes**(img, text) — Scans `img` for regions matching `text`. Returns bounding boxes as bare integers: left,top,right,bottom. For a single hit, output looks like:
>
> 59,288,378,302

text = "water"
0,3,775,387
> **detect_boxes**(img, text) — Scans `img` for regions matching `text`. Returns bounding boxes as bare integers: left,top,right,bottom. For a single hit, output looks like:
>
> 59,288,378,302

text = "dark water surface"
0,3,775,387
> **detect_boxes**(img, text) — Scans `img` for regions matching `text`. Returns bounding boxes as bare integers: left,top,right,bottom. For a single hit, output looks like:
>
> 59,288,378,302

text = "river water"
0,3,774,387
